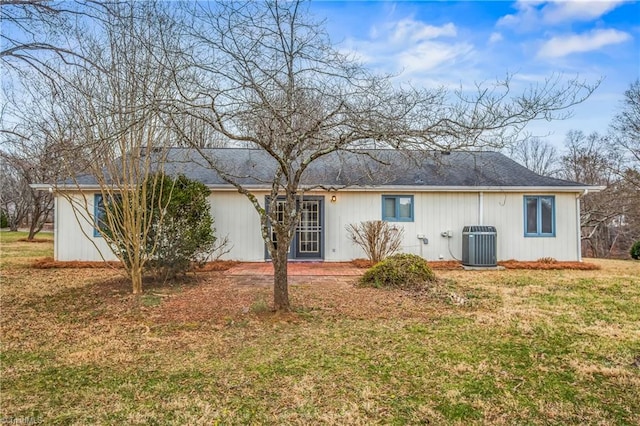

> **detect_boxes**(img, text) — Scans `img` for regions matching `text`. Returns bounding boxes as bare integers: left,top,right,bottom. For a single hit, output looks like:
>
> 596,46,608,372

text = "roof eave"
36,183,606,193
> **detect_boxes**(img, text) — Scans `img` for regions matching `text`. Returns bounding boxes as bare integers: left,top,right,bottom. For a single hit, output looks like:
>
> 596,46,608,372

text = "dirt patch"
17,238,53,243
154,273,272,323
153,272,463,324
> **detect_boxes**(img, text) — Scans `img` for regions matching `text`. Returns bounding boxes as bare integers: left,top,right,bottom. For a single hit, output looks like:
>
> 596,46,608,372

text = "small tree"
0,209,8,228
347,220,405,263
144,174,217,279
631,241,640,260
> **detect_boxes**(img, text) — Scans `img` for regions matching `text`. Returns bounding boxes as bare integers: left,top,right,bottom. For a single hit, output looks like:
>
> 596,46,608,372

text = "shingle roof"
68,148,587,188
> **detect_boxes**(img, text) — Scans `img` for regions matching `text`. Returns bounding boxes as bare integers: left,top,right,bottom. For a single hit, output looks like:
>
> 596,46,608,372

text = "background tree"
0,86,74,239
0,156,29,231
175,0,596,310
0,208,8,228
508,136,560,177
1,0,103,86
611,80,640,169
560,130,637,257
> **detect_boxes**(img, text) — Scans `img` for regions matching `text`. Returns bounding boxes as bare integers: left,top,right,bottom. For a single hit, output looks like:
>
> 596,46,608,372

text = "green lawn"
1,236,639,424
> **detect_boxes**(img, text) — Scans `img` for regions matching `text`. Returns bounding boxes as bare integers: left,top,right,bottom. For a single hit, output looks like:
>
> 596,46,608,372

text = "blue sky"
311,0,640,148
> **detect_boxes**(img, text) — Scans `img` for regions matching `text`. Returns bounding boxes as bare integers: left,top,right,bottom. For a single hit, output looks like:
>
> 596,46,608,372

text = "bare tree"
508,136,560,177
172,0,596,310
0,0,106,86
0,82,75,239
560,130,638,257
0,156,30,231
0,148,55,239
611,80,640,189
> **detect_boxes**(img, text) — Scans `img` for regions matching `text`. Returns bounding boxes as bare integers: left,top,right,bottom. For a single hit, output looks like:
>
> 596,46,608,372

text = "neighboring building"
33,148,603,262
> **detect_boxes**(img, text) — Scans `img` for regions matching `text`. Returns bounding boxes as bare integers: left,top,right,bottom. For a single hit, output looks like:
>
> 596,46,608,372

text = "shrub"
631,241,640,260
360,253,435,290
0,209,7,228
347,220,404,263
144,174,217,278
106,173,218,280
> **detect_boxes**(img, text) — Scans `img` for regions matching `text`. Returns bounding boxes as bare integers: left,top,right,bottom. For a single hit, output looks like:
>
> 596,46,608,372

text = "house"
34,148,603,263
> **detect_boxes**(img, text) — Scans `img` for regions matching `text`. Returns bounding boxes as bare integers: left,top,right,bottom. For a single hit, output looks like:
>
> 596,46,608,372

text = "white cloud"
397,41,474,73
538,28,631,58
542,0,629,24
389,19,457,43
498,0,629,29
342,18,473,77
489,32,504,43
497,1,544,29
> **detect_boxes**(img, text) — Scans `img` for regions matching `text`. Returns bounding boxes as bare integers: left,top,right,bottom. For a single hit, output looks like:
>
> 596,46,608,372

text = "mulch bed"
32,257,599,271
17,238,53,243
32,257,123,269
498,260,600,270
31,258,239,271
352,258,599,271
193,260,239,271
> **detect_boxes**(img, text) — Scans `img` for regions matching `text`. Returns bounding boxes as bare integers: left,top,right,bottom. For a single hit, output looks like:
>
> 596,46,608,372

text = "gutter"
33,183,607,194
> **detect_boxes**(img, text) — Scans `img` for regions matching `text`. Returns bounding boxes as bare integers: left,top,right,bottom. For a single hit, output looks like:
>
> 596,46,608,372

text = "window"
93,194,107,237
524,196,555,237
382,195,414,222
93,193,120,237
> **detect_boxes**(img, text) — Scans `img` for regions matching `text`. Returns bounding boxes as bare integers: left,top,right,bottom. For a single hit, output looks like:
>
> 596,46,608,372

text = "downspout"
478,191,484,225
576,189,588,262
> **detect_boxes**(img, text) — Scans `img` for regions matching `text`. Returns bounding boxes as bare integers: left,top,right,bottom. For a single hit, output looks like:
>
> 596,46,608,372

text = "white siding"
209,192,266,262
482,192,579,261
55,192,118,261
55,189,581,262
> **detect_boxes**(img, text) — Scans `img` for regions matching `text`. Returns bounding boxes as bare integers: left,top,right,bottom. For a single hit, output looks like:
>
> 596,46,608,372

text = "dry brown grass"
2,238,640,424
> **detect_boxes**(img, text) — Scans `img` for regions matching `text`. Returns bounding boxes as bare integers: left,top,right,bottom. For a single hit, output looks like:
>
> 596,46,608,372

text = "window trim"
381,195,414,222
523,195,556,237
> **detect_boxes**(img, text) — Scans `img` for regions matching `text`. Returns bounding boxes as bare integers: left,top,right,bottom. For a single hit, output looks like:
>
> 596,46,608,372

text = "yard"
1,231,639,425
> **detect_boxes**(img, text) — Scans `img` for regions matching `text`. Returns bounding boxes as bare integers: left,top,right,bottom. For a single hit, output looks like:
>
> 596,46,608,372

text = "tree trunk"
27,215,42,240
272,248,290,311
131,267,143,294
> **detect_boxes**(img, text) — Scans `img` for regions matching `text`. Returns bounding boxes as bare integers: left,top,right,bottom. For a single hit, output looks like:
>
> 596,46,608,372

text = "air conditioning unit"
462,225,497,267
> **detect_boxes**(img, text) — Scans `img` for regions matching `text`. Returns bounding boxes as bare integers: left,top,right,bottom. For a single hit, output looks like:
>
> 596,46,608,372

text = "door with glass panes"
267,196,324,260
